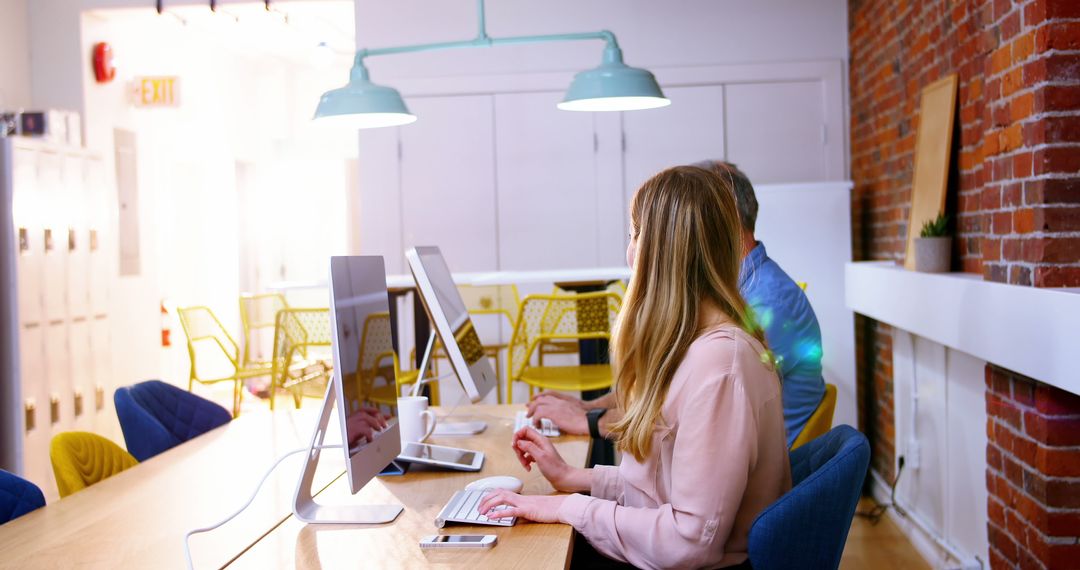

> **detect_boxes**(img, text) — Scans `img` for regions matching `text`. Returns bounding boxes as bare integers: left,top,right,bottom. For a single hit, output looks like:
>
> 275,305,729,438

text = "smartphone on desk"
420,535,497,549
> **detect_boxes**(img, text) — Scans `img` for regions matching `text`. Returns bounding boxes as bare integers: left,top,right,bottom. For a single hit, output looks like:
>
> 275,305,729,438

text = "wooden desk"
0,407,344,569
227,405,589,569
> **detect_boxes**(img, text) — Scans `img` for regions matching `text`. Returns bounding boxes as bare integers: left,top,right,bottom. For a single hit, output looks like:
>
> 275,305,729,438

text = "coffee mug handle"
420,410,437,442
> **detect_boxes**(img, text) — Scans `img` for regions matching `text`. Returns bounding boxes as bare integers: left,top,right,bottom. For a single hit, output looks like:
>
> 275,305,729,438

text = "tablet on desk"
397,442,484,471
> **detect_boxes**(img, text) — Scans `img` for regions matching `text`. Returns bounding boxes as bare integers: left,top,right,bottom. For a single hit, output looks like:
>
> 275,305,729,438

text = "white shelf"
845,261,1080,396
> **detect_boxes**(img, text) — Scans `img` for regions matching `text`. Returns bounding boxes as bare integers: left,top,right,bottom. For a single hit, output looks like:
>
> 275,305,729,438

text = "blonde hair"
608,166,766,462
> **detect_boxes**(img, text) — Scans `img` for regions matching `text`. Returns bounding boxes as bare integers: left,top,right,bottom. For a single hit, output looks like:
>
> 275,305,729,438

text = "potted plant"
914,213,950,273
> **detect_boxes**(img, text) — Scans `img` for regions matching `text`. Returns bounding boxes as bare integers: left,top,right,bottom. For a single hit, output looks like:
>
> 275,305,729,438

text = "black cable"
856,455,905,525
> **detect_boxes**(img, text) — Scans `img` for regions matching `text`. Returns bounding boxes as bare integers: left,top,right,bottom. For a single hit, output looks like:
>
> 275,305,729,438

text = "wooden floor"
840,498,931,570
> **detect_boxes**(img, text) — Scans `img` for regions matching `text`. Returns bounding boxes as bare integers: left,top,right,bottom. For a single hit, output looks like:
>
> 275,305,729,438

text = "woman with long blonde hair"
479,166,791,569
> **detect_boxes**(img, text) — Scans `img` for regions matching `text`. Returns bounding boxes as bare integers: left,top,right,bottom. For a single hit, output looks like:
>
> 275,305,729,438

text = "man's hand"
526,393,588,435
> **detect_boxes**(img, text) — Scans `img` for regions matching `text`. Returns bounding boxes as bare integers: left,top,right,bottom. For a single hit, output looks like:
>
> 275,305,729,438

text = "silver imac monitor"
405,246,497,403
293,255,403,525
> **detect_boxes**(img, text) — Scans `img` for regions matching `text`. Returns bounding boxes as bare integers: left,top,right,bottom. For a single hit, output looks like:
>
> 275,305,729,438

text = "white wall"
0,0,31,109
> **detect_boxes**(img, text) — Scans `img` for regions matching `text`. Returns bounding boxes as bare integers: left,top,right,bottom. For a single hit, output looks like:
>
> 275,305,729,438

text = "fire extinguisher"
161,301,172,347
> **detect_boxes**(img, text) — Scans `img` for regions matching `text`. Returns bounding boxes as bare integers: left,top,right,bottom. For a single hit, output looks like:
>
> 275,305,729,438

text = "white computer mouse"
465,475,524,493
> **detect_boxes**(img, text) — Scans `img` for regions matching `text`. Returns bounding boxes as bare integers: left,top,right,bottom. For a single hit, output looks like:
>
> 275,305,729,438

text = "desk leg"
556,282,615,467
388,289,431,401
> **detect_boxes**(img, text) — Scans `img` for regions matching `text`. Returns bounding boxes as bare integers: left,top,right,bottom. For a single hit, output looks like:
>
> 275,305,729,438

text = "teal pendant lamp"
320,0,668,128
313,63,416,129
558,45,669,112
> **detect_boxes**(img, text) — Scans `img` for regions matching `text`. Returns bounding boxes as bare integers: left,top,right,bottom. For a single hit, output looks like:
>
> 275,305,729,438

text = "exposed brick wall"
850,0,1080,567
986,366,1080,569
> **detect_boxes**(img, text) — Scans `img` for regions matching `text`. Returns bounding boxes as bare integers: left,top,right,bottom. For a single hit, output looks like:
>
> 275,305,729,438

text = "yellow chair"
270,308,333,410
177,305,271,418
455,284,521,401
506,291,621,403
791,383,837,450
239,293,288,369
358,312,437,406
50,432,137,498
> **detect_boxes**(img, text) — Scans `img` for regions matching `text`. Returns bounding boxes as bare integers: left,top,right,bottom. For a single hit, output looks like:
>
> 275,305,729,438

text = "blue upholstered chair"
1,469,45,524
748,425,870,570
114,380,232,461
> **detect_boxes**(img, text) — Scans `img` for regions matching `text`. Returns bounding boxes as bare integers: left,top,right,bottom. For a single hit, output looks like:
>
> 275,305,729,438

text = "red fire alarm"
92,42,116,84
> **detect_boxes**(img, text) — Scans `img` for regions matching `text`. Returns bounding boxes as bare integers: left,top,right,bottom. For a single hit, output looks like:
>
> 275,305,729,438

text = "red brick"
1015,208,1038,233
1035,266,1080,287
1015,379,1037,407
1047,0,1080,20
1035,383,1080,416
1043,206,1080,232
1047,479,1080,509
1037,447,1080,477
993,211,1014,233
1046,21,1080,50
989,443,1005,470
1040,238,1080,264
1010,93,1036,122
1043,116,1080,144
1013,151,1034,178
991,523,1020,563
1036,147,1080,174
1042,85,1080,112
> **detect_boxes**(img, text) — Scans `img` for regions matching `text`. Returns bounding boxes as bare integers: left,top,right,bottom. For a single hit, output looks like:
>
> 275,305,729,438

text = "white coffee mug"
397,396,437,446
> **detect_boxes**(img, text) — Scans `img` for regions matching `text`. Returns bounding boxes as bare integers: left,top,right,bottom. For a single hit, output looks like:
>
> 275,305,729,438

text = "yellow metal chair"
358,312,437,406
239,292,288,369
270,308,334,410
791,383,837,450
506,291,621,403
455,284,521,402
50,432,137,498
177,306,271,418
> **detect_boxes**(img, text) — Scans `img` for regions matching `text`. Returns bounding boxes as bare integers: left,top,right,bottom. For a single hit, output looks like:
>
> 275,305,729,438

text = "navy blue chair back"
748,425,870,570
114,380,231,461
1,469,45,524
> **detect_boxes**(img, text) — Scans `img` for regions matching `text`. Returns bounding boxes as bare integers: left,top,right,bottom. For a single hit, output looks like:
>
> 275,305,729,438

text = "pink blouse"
557,326,792,569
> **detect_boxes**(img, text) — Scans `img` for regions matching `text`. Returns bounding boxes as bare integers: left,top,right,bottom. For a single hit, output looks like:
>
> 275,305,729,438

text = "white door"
494,91,598,271
725,81,828,184
399,95,498,273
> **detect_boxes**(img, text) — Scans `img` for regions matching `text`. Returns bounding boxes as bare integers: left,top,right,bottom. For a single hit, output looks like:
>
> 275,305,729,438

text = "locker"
65,156,90,319
12,147,43,326
38,151,68,322
69,320,92,431
43,322,71,431
18,325,51,497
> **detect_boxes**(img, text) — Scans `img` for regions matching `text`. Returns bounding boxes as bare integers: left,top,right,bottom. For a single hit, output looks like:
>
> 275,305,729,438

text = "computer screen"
406,246,497,403
328,255,401,493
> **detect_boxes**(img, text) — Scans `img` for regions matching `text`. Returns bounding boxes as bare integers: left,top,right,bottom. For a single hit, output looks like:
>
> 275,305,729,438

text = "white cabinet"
400,95,498,272
494,91,599,270
725,81,830,184
1,138,112,500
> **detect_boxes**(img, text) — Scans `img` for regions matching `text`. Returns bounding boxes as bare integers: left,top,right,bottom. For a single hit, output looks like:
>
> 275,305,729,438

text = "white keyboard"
435,489,516,528
515,410,560,437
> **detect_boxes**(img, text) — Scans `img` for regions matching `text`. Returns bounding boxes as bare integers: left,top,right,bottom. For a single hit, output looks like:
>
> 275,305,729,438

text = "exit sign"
132,76,180,107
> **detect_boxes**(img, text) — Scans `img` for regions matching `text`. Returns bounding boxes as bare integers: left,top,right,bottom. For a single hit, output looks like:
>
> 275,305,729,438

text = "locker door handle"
24,400,36,432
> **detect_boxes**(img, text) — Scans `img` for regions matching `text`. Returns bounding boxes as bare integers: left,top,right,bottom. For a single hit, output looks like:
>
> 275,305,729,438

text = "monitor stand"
412,330,489,435
293,381,404,525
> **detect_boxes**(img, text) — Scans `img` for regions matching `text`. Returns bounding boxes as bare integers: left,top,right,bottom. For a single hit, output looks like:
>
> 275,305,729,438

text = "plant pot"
914,237,952,273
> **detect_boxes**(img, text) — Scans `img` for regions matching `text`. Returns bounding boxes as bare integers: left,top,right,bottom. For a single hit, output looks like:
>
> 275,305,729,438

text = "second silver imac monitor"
406,246,497,403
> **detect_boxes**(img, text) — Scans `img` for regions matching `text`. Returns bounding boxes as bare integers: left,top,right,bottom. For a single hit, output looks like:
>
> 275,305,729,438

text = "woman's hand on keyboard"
477,490,566,524
512,427,590,492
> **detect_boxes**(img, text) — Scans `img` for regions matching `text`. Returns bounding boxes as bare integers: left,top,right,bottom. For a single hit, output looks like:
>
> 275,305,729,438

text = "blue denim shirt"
740,242,826,447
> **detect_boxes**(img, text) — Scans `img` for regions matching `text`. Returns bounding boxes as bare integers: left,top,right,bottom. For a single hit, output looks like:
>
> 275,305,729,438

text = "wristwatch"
586,407,609,440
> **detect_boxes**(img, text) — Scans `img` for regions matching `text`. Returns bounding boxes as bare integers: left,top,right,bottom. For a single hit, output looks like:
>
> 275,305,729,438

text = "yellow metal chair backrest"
272,308,331,378
357,312,405,400
50,432,137,498
508,292,621,380
457,284,521,328
240,293,288,367
177,306,241,381
790,383,837,450
606,280,627,301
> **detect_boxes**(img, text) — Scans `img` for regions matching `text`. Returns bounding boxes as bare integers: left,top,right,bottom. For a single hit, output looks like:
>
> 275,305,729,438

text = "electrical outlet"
907,438,921,470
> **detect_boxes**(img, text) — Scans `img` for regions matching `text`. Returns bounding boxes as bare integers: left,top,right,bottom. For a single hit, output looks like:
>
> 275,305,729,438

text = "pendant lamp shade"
313,63,416,129
558,46,670,112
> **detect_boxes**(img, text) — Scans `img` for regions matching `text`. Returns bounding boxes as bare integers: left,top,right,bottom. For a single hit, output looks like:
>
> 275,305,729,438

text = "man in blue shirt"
527,161,826,448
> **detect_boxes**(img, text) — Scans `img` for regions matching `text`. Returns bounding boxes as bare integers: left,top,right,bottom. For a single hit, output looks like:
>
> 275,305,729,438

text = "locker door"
90,316,114,434
68,320,92,431
494,91,599,270
66,155,90,319
38,151,68,322
43,323,71,433
19,325,53,497
12,147,43,326
85,158,109,316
